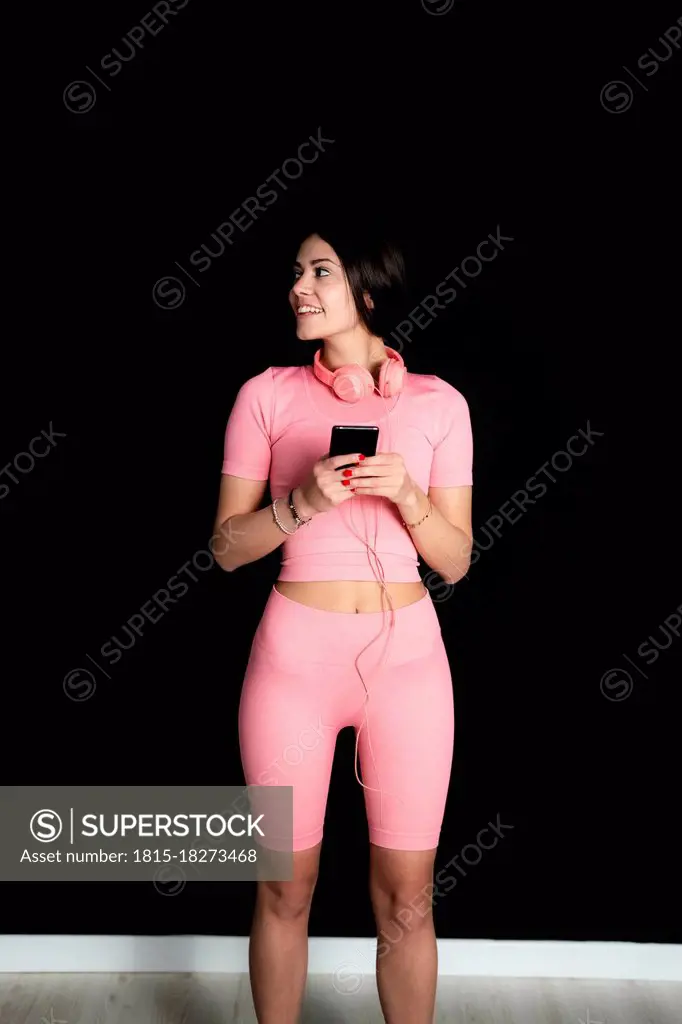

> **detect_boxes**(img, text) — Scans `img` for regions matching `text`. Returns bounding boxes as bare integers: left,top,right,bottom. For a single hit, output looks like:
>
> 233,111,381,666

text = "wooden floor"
0,973,680,1023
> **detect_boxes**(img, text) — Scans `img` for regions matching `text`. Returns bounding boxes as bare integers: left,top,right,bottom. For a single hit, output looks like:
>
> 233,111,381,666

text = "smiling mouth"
296,304,324,317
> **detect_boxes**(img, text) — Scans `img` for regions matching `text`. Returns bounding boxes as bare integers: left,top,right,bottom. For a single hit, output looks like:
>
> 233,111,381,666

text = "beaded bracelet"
288,488,312,528
401,496,432,529
271,497,298,535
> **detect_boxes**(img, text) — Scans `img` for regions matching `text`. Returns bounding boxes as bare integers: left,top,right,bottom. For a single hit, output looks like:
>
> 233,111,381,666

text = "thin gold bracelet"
402,496,432,529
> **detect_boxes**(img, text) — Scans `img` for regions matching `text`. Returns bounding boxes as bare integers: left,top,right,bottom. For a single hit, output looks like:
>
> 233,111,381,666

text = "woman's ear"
363,291,375,311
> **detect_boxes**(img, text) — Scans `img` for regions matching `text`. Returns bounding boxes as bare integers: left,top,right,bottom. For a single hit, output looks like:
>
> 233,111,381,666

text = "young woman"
213,224,473,1023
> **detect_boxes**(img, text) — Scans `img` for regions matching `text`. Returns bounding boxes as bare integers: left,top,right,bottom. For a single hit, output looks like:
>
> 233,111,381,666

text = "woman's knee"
369,847,437,926
257,877,317,920
257,848,320,920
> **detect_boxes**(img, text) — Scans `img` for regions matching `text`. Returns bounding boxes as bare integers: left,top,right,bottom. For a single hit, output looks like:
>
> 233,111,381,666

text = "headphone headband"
312,345,406,403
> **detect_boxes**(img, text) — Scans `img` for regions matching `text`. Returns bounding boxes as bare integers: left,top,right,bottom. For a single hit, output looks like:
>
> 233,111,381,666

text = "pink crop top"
221,363,473,583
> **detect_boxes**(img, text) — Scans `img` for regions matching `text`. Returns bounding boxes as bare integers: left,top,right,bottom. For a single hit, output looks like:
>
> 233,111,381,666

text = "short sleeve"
429,383,473,488
221,367,274,480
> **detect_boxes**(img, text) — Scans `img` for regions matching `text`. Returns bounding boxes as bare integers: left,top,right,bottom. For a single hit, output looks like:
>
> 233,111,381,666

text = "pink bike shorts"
238,585,455,852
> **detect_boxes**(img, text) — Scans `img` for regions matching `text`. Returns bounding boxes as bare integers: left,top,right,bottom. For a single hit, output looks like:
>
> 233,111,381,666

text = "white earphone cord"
340,377,409,829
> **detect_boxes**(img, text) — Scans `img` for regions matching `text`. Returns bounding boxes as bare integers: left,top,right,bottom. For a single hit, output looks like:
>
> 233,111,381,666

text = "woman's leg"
249,841,322,1023
238,589,345,1022
356,601,454,1024
369,845,439,1024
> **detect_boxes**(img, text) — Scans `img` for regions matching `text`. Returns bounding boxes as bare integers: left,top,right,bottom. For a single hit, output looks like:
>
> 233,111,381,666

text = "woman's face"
289,234,359,340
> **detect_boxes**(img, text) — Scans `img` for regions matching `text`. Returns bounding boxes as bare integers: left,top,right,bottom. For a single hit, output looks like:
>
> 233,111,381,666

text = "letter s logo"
30,809,63,842
637,640,659,666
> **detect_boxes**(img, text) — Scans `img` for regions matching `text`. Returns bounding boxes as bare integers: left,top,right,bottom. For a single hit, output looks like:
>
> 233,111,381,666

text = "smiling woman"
211,215,474,1024
290,223,409,344
291,238,355,337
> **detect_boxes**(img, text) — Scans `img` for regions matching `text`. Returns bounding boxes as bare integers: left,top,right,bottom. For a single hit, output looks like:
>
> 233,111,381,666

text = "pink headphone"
312,345,406,404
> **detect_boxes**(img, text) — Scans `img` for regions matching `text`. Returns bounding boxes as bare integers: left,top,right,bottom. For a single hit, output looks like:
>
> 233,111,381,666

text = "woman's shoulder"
407,370,469,406
238,365,302,387
232,365,303,410
270,365,304,385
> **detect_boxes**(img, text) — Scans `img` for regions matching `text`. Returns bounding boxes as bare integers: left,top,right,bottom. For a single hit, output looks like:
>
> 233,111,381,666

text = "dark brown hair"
297,213,409,340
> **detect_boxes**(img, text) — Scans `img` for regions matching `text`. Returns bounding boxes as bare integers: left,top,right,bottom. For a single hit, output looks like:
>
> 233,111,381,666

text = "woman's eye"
292,266,330,280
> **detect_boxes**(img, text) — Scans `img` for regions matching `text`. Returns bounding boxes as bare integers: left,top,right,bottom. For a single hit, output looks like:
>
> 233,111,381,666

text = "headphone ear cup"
379,358,405,398
332,367,374,403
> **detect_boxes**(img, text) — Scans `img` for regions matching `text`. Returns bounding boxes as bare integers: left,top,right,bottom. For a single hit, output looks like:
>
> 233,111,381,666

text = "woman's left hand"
347,453,418,506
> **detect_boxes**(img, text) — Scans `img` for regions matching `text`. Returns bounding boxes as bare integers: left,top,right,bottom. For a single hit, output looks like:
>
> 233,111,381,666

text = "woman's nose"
292,275,311,295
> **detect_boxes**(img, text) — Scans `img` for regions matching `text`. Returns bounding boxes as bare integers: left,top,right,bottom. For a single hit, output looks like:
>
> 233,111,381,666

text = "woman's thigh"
238,585,453,853
355,636,454,852
238,620,346,853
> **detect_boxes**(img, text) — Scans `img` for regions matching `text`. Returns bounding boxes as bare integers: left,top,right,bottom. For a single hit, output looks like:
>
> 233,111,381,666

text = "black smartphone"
329,425,379,470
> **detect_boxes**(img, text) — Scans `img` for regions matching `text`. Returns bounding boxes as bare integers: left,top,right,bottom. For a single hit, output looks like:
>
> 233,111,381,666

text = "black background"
3,1,681,944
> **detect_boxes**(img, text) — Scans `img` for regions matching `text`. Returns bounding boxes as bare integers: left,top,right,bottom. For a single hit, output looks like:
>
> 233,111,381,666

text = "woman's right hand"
294,453,364,518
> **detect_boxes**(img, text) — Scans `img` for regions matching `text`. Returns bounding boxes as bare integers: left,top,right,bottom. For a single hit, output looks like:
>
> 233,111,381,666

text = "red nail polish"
342,479,350,486
350,487,356,492
343,469,353,477
358,454,366,460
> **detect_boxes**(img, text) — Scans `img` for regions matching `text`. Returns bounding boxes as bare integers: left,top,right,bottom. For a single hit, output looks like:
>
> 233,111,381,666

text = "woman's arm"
215,367,316,572
213,449,363,571
212,475,312,572
396,379,474,583
347,456,473,585
398,484,473,585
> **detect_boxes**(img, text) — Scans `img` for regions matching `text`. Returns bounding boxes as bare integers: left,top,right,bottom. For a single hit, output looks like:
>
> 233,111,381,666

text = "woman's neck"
320,331,387,379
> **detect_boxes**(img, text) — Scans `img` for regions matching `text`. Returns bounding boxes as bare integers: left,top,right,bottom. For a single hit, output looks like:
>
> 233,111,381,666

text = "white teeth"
298,305,323,314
